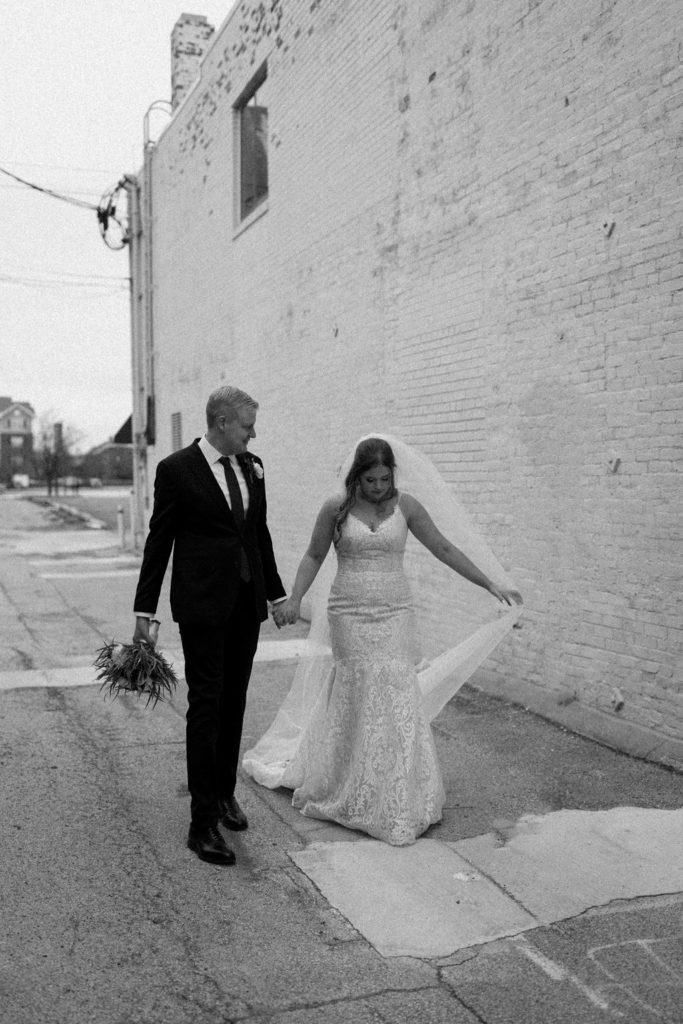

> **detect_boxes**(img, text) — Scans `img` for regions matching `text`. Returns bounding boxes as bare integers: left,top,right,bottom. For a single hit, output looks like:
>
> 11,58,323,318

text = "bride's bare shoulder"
319,495,343,519
398,491,423,513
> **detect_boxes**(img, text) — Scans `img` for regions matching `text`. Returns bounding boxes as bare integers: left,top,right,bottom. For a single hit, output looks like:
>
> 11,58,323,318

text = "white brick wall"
136,0,683,764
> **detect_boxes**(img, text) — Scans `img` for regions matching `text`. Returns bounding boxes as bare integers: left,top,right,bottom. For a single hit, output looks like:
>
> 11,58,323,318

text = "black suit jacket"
134,440,285,625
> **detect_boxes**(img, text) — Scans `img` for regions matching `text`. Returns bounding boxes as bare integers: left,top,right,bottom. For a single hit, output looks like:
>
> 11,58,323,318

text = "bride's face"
358,464,392,503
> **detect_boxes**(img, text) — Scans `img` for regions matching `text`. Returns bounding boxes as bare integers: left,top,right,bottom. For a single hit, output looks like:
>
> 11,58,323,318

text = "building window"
171,412,182,452
10,436,23,448
235,64,269,223
145,395,156,446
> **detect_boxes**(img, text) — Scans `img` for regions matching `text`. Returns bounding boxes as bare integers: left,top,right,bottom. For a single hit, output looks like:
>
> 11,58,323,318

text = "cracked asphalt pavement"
1,491,682,1023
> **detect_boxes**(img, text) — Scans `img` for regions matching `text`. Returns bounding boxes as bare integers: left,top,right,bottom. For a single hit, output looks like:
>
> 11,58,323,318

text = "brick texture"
135,0,683,762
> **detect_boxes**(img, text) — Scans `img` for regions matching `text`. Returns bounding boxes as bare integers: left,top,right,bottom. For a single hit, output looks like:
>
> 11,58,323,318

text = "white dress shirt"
198,435,249,514
197,436,286,604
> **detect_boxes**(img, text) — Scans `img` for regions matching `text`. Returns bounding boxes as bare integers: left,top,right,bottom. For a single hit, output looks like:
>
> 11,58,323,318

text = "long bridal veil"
242,433,522,789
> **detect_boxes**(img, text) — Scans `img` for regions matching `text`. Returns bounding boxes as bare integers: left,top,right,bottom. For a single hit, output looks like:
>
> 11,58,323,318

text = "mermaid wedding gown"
243,433,521,846
291,502,446,844
248,499,445,845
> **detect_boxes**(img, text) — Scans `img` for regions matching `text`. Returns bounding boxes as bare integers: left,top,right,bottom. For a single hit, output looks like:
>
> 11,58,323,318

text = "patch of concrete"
452,807,683,922
3,531,119,556
0,665,98,691
290,838,536,957
0,639,313,692
255,639,312,662
28,556,141,568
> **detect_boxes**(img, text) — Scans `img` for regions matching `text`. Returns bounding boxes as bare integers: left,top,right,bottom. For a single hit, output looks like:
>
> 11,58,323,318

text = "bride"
243,435,522,846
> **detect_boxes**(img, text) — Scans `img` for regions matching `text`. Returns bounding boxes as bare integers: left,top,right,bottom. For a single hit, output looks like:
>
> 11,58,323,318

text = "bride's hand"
488,583,523,606
282,598,301,624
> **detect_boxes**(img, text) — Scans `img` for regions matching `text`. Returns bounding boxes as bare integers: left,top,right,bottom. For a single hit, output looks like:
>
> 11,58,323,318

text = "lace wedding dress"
286,500,444,845
243,433,522,845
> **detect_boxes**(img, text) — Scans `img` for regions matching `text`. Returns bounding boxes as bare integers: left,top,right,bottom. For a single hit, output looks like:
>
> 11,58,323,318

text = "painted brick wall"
137,0,683,764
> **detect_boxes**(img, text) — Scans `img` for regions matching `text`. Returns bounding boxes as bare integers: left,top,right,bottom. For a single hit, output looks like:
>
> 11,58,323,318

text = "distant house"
80,416,133,482
0,397,34,486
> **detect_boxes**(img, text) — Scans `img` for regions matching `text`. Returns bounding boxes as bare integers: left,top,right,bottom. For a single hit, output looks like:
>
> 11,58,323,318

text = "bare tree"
34,413,86,496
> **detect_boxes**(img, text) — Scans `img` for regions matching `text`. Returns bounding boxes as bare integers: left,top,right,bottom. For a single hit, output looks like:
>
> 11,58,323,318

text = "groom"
132,385,286,865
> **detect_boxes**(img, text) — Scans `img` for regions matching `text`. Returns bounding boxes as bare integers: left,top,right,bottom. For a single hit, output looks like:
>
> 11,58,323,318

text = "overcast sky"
1,1,236,451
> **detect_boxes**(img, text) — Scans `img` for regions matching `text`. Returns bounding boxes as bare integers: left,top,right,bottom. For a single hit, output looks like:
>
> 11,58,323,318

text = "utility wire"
0,274,128,290
98,180,129,250
0,183,103,199
0,260,128,282
0,163,131,250
3,160,122,175
0,164,99,210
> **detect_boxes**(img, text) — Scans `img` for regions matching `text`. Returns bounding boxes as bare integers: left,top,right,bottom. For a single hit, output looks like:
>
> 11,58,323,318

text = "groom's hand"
272,598,300,627
272,602,287,629
133,616,154,645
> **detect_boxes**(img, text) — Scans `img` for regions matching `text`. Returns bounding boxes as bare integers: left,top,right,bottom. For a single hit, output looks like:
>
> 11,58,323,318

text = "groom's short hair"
206,385,259,427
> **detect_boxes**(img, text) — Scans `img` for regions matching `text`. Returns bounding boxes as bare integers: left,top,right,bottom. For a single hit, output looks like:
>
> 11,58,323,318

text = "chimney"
171,13,215,111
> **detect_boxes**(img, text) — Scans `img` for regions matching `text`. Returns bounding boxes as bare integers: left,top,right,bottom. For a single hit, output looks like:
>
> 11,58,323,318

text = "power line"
0,276,128,289
0,260,128,281
0,163,131,251
2,160,123,175
98,180,129,251
0,183,103,199
0,164,99,210
0,275,128,293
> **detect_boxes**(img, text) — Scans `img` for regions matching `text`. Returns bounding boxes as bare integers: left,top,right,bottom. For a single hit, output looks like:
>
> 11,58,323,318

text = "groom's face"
220,406,257,455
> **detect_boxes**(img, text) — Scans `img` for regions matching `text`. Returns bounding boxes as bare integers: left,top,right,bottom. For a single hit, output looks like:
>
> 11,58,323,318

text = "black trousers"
179,582,260,829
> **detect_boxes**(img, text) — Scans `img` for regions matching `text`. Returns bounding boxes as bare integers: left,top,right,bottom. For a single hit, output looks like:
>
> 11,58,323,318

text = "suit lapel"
187,440,239,524
187,441,259,529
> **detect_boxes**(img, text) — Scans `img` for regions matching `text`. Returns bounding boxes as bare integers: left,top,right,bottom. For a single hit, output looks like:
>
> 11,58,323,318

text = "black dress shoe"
219,795,248,831
187,824,236,865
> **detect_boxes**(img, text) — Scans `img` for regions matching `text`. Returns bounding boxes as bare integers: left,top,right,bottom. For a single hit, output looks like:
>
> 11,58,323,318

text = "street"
25,484,134,534
1,492,681,1024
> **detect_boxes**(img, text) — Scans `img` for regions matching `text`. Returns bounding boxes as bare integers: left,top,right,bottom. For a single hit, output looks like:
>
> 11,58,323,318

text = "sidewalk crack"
553,890,683,924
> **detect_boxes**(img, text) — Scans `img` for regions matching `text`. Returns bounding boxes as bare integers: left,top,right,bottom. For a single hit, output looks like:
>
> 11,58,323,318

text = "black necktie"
220,457,250,581
220,456,244,527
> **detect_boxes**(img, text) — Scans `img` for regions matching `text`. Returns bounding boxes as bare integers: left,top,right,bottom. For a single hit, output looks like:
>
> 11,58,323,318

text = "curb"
27,496,108,531
472,675,683,774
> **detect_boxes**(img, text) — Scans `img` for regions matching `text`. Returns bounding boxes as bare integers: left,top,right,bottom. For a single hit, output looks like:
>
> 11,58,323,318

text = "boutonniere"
242,454,264,482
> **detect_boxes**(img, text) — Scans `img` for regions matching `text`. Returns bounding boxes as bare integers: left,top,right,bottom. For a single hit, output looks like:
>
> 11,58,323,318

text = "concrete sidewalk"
2,492,682,1023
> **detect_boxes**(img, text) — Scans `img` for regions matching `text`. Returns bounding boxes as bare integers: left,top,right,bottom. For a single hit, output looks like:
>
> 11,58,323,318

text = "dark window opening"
236,65,269,222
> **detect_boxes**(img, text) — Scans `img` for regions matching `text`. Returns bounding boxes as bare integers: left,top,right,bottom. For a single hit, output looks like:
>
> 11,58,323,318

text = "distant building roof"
113,414,132,444
0,399,35,419
86,440,132,456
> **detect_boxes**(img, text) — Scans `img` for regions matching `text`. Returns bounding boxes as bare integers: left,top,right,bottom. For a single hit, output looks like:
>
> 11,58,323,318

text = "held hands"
272,598,301,629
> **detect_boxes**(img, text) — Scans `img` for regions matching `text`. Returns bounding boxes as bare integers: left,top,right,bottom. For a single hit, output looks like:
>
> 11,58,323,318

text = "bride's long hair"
333,437,398,543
